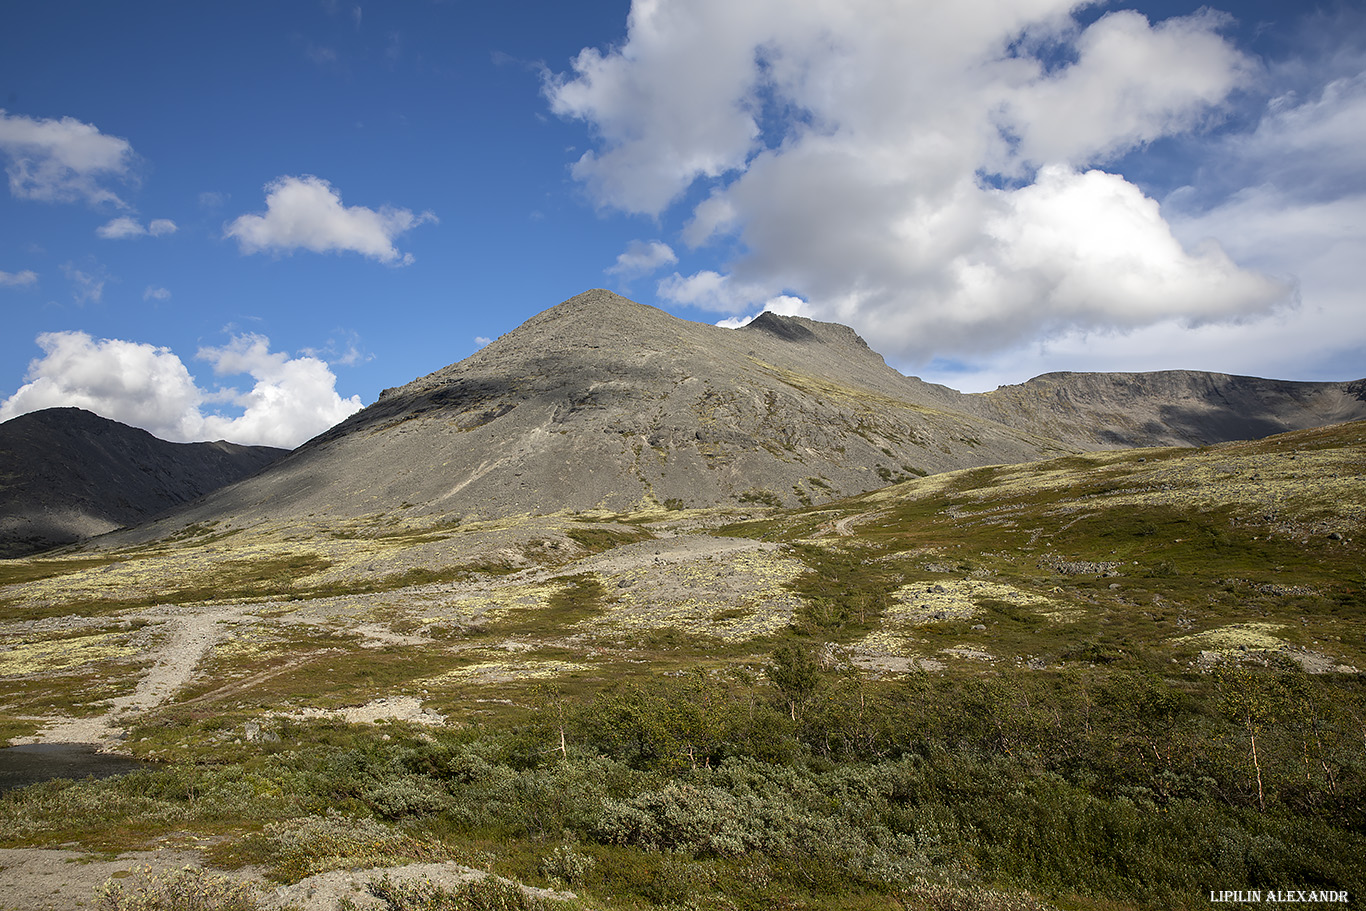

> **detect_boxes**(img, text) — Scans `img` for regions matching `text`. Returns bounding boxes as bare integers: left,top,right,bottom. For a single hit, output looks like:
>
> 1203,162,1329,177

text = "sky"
0,0,1362,448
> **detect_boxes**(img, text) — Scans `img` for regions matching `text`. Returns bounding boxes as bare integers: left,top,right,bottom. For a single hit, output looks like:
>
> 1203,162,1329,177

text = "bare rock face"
0,408,287,556
113,290,1366,535
968,372,1366,448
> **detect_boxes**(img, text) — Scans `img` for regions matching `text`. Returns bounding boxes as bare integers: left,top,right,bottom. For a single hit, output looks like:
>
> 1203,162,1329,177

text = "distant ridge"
107,290,1366,541
0,407,287,556
969,371,1366,448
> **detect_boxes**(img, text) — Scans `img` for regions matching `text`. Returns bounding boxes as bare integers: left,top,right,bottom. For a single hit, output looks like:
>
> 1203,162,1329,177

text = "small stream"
0,743,148,792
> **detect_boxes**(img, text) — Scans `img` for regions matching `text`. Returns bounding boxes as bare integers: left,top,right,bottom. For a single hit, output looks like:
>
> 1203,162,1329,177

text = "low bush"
257,809,445,880
97,866,260,911
366,874,562,911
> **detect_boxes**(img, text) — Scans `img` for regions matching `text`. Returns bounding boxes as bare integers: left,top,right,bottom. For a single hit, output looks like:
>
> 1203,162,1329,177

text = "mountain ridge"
98,290,1366,544
0,407,288,556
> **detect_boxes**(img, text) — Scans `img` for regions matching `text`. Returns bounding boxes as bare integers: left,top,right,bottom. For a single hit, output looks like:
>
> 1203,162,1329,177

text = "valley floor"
0,422,1363,910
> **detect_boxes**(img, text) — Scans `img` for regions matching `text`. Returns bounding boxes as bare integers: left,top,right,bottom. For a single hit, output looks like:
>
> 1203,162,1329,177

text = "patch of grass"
738,488,783,508
0,554,129,588
367,875,566,911
247,809,447,881
786,543,895,639
565,525,652,552
491,573,607,638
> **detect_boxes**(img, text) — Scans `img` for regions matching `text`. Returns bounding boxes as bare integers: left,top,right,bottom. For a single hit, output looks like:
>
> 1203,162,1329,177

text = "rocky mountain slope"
114,289,1366,539
0,408,287,556
969,370,1366,448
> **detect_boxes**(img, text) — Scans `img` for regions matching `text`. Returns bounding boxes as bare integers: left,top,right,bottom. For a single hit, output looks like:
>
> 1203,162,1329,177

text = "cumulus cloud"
1147,48,1366,387
1002,10,1256,168
0,331,363,448
194,334,364,446
606,239,678,277
0,109,136,206
96,216,177,239
225,175,436,265
144,286,171,302
657,270,777,313
0,269,38,287
548,0,1295,365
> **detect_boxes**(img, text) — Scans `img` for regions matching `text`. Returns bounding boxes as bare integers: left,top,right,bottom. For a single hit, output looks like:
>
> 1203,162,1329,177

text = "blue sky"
1,1,1362,447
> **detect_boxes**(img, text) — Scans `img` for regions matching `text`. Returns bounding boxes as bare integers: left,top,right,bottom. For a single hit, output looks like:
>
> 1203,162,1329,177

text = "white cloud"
922,57,1366,393
0,331,363,448
0,269,38,287
61,262,108,305
225,175,435,265
96,217,143,239
0,333,204,438
96,216,177,239
606,239,678,277
144,286,171,301
544,0,772,213
548,1,1299,367
657,269,774,313
474,336,493,348
1003,10,1256,168
194,334,364,446
0,109,136,206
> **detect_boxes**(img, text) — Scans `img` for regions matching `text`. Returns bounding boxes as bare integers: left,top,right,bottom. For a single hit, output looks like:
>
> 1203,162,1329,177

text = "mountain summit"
119,290,1366,534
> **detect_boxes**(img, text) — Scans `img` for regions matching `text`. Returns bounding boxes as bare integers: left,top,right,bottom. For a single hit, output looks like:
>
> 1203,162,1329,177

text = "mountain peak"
741,311,873,353
103,290,1366,539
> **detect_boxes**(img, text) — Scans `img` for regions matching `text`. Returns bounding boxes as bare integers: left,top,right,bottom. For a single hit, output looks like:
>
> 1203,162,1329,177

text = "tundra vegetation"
0,422,1363,910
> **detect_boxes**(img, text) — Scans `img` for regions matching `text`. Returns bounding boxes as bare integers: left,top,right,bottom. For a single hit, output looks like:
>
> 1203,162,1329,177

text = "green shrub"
540,843,596,886
367,875,560,911
258,809,445,880
893,879,1057,911
97,866,260,911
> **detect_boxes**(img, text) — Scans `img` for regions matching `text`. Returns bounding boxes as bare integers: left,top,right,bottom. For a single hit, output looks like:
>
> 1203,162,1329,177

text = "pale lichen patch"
416,581,560,628
423,655,590,684
1177,621,1288,653
0,630,139,676
885,580,1056,624
586,547,804,642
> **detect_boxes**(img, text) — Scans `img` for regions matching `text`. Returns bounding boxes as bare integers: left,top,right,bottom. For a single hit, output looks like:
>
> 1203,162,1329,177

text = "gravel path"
13,607,245,748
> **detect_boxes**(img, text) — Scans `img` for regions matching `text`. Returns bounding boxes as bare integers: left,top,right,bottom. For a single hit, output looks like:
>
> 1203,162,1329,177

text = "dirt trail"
830,510,880,536
0,847,208,911
15,607,244,748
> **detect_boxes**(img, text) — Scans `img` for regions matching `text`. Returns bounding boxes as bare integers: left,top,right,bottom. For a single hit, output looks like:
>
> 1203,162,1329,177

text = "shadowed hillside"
0,407,286,557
